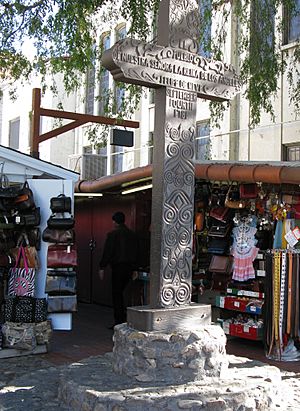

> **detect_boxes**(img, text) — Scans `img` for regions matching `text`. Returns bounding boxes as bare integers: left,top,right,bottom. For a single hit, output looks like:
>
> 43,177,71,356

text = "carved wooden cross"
103,0,240,330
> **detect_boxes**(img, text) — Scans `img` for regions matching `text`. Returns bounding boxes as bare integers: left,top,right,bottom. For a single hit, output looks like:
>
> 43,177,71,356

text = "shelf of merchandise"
216,295,264,315
218,319,263,341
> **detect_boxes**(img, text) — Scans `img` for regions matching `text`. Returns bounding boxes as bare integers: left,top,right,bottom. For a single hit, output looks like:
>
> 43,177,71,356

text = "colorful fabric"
231,214,259,282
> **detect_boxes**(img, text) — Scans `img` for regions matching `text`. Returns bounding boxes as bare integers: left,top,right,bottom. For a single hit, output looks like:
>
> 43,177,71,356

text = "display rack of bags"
192,181,274,340
42,193,77,314
0,175,51,352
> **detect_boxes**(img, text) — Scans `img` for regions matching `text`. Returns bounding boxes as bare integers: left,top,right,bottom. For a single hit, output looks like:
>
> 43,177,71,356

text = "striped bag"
8,246,36,297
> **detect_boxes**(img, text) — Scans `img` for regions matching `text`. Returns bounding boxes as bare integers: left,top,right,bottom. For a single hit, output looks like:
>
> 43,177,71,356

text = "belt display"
265,250,300,361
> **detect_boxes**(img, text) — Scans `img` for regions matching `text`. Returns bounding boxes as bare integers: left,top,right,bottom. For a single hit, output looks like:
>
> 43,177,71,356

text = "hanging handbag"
208,225,231,238
50,194,72,213
47,295,77,313
225,185,249,209
25,228,41,250
0,173,22,198
47,244,77,268
15,207,41,227
13,181,36,210
47,213,75,229
4,296,48,323
0,229,16,251
8,246,36,296
10,234,39,269
35,320,52,345
0,212,16,229
207,237,229,255
208,255,232,273
42,227,75,244
239,183,259,199
46,275,77,295
2,322,36,351
0,251,15,267
211,273,232,291
47,268,76,277
209,207,230,223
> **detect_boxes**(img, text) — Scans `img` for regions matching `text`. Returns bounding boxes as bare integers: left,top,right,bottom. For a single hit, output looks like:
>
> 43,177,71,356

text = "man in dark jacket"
99,211,138,327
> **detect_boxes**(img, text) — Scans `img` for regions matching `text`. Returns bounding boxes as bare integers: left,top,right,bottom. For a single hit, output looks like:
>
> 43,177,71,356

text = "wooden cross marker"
103,0,241,331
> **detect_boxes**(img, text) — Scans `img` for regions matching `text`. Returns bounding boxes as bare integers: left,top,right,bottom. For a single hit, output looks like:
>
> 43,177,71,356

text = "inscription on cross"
102,0,241,331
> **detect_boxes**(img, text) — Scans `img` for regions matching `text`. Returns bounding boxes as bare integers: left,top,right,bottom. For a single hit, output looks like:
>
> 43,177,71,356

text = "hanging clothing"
231,215,259,282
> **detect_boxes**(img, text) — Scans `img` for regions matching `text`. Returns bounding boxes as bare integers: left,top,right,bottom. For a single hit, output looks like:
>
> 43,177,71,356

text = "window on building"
199,0,212,58
250,0,275,63
9,117,20,149
148,132,154,164
149,90,155,105
83,145,93,154
99,33,111,115
85,65,96,115
283,144,300,161
111,145,124,174
114,85,125,113
284,0,300,44
116,25,126,41
195,121,211,161
114,26,126,112
95,146,108,174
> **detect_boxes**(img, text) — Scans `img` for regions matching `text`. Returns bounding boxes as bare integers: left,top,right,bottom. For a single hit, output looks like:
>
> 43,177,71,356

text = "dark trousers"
111,263,132,325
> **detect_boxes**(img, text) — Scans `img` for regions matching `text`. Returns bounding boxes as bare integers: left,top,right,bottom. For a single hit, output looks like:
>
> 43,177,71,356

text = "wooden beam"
39,108,139,128
38,119,86,143
29,88,140,158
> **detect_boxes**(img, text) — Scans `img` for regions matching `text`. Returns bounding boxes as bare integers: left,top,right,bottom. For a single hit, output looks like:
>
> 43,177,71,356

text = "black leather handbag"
50,194,72,213
13,181,36,210
208,225,231,238
47,213,75,229
47,268,76,277
16,208,41,227
42,227,75,244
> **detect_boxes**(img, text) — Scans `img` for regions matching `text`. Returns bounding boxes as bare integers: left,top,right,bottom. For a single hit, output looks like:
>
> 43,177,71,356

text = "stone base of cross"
127,303,211,332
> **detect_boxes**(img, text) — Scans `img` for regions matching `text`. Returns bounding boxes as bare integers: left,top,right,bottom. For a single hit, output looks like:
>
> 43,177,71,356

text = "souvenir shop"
74,160,300,363
0,146,78,358
193,162,300,362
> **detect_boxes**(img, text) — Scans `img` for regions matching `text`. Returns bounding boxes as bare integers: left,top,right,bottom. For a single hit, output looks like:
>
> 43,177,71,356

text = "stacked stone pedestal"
113,323,228,383
58,322,282,410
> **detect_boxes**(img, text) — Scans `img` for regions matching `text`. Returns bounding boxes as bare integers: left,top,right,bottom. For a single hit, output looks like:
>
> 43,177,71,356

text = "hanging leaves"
0,0,299,139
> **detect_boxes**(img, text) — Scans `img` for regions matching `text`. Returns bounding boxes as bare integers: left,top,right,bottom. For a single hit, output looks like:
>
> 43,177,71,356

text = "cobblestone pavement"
0,353,299,410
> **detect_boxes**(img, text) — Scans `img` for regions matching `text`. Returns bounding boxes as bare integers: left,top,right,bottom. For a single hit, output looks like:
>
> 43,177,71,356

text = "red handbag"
239,184,259,199
209,207,230,223
47,244,77,268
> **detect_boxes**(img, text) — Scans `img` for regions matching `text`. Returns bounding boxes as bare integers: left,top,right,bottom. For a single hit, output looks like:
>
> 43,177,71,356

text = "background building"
0,2,300,173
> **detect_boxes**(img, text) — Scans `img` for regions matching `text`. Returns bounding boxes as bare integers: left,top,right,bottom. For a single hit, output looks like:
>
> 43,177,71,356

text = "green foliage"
0,0,300,143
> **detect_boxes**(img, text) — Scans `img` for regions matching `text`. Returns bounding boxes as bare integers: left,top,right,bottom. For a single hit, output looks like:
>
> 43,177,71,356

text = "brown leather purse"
209,255,232,274
225,185,249,209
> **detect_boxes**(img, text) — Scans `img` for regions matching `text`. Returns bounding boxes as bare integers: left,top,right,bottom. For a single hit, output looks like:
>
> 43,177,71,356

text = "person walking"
99,211,138,328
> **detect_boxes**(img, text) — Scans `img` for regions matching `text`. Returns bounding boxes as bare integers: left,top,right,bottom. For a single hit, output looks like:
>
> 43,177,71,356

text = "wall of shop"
75,190,151,306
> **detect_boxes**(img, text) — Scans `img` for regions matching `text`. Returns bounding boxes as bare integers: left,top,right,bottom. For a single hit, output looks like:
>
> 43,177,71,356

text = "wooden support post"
30,88,41,158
